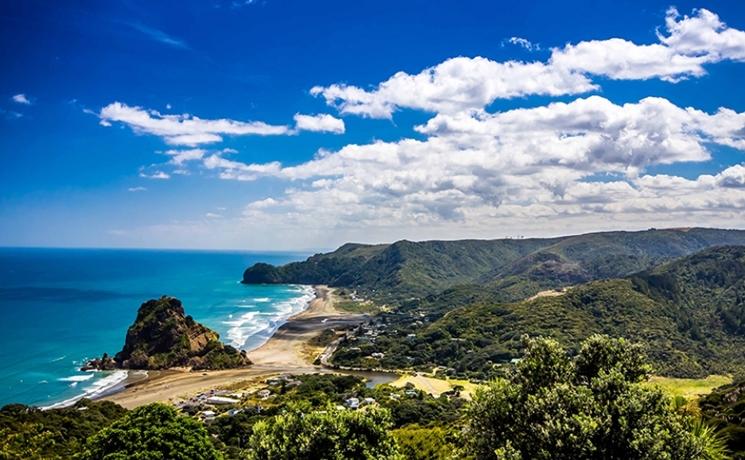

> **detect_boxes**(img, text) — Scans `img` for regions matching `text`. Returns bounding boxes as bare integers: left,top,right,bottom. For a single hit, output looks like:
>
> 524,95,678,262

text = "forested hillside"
332,246,745,379
243,228,745,303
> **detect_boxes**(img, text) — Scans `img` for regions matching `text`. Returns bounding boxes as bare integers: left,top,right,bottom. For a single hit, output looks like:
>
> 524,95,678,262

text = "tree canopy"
464,335,729,460
79,403,223,460
246,404,403,460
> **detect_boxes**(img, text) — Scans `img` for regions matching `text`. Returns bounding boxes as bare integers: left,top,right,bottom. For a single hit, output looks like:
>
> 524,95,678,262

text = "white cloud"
293,113,345,134
506,36,540,51
716,164,745,188
99,102,290,146
139,171,171,180
224,96,745,234
163,148,206,165
202,154,282,181
11,94,31,105
311,57,596,118
127,186,147,192
549,8,745,82
311,8,745,118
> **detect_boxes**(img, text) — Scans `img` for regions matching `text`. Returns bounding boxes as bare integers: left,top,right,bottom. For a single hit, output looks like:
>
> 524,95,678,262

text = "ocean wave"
253,297,271,302
58,374,94,383
226,285,315,349
43,370,129,410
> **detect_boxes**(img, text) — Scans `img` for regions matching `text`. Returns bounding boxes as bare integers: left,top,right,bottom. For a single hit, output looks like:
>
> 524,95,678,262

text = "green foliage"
700,378,745,459
208,373,466,452
246,405,403,460
464,335,728,460
392,425,456,460
0,399,126,460
79,403,223,460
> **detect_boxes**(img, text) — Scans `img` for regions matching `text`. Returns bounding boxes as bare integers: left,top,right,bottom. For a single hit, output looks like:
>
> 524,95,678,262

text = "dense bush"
0,399,126,460
79,403,223,460
246,404,403,460
464,335,728,459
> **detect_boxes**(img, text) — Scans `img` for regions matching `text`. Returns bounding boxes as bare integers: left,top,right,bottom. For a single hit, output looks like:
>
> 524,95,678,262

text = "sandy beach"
103,285,367,409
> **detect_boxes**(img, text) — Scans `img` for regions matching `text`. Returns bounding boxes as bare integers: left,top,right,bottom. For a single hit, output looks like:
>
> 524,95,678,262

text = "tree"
464,334,728,460
79,403,222,460
246,404,403,460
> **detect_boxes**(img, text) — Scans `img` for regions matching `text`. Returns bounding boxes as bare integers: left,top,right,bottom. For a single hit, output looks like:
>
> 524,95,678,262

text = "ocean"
0,247,310,408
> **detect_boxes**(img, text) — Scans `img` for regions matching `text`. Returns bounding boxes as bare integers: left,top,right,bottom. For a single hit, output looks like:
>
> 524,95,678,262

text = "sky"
1,0,745,250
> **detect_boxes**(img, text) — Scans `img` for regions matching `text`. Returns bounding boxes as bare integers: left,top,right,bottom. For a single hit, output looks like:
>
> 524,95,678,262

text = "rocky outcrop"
80,352,116,371
82,296,251,371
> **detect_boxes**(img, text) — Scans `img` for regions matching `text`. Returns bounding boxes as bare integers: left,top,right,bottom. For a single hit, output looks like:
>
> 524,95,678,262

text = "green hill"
243,228,745,303
332,246,745,379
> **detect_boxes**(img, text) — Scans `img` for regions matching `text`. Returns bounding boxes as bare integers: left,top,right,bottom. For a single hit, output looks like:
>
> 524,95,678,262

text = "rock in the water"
85,296,251,371
81,352,117,371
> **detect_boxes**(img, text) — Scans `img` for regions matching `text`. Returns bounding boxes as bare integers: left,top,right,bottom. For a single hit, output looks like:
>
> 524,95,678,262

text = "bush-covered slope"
243,228,745,303
333,246,745,379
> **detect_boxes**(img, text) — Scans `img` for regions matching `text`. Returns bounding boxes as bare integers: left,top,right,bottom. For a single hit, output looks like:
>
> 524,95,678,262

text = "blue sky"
1,0,744,250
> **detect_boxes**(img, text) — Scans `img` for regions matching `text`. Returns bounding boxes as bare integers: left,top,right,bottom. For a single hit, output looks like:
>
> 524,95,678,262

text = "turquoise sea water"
0,248,309,408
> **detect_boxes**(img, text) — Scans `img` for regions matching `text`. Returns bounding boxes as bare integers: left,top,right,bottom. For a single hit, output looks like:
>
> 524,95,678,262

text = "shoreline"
100,285,370,409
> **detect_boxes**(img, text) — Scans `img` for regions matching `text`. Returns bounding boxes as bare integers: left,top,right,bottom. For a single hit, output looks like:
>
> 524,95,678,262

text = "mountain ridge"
243,227,745,303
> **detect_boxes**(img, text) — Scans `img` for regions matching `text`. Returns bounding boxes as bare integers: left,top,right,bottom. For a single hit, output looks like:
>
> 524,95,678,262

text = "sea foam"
43,370,129,410
58,374,94,383
225,285,315,350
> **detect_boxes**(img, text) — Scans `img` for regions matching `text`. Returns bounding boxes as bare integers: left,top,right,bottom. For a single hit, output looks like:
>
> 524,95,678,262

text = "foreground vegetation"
1,336,738,459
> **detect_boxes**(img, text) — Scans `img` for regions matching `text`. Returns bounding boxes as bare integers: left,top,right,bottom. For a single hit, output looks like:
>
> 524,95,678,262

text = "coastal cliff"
84,296,251,371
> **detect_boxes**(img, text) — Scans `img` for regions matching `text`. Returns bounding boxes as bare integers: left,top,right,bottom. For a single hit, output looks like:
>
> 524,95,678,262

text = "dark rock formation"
82,296,251,371
80,352,117,371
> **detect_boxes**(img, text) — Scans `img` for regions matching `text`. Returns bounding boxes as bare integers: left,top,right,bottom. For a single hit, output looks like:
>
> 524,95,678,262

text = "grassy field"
645,374,732,399
388,373,479,399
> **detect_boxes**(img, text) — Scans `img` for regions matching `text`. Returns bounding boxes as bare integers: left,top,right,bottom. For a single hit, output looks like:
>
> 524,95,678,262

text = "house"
257,389,272,398
345,397,360,409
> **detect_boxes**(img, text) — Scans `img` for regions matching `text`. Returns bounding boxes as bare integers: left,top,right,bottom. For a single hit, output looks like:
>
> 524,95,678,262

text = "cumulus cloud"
716,164,745,188
174,96,744,231
311,57,596,118
11,93,31,105
99,102,290,146
293,113,345,134
311,8,745,118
